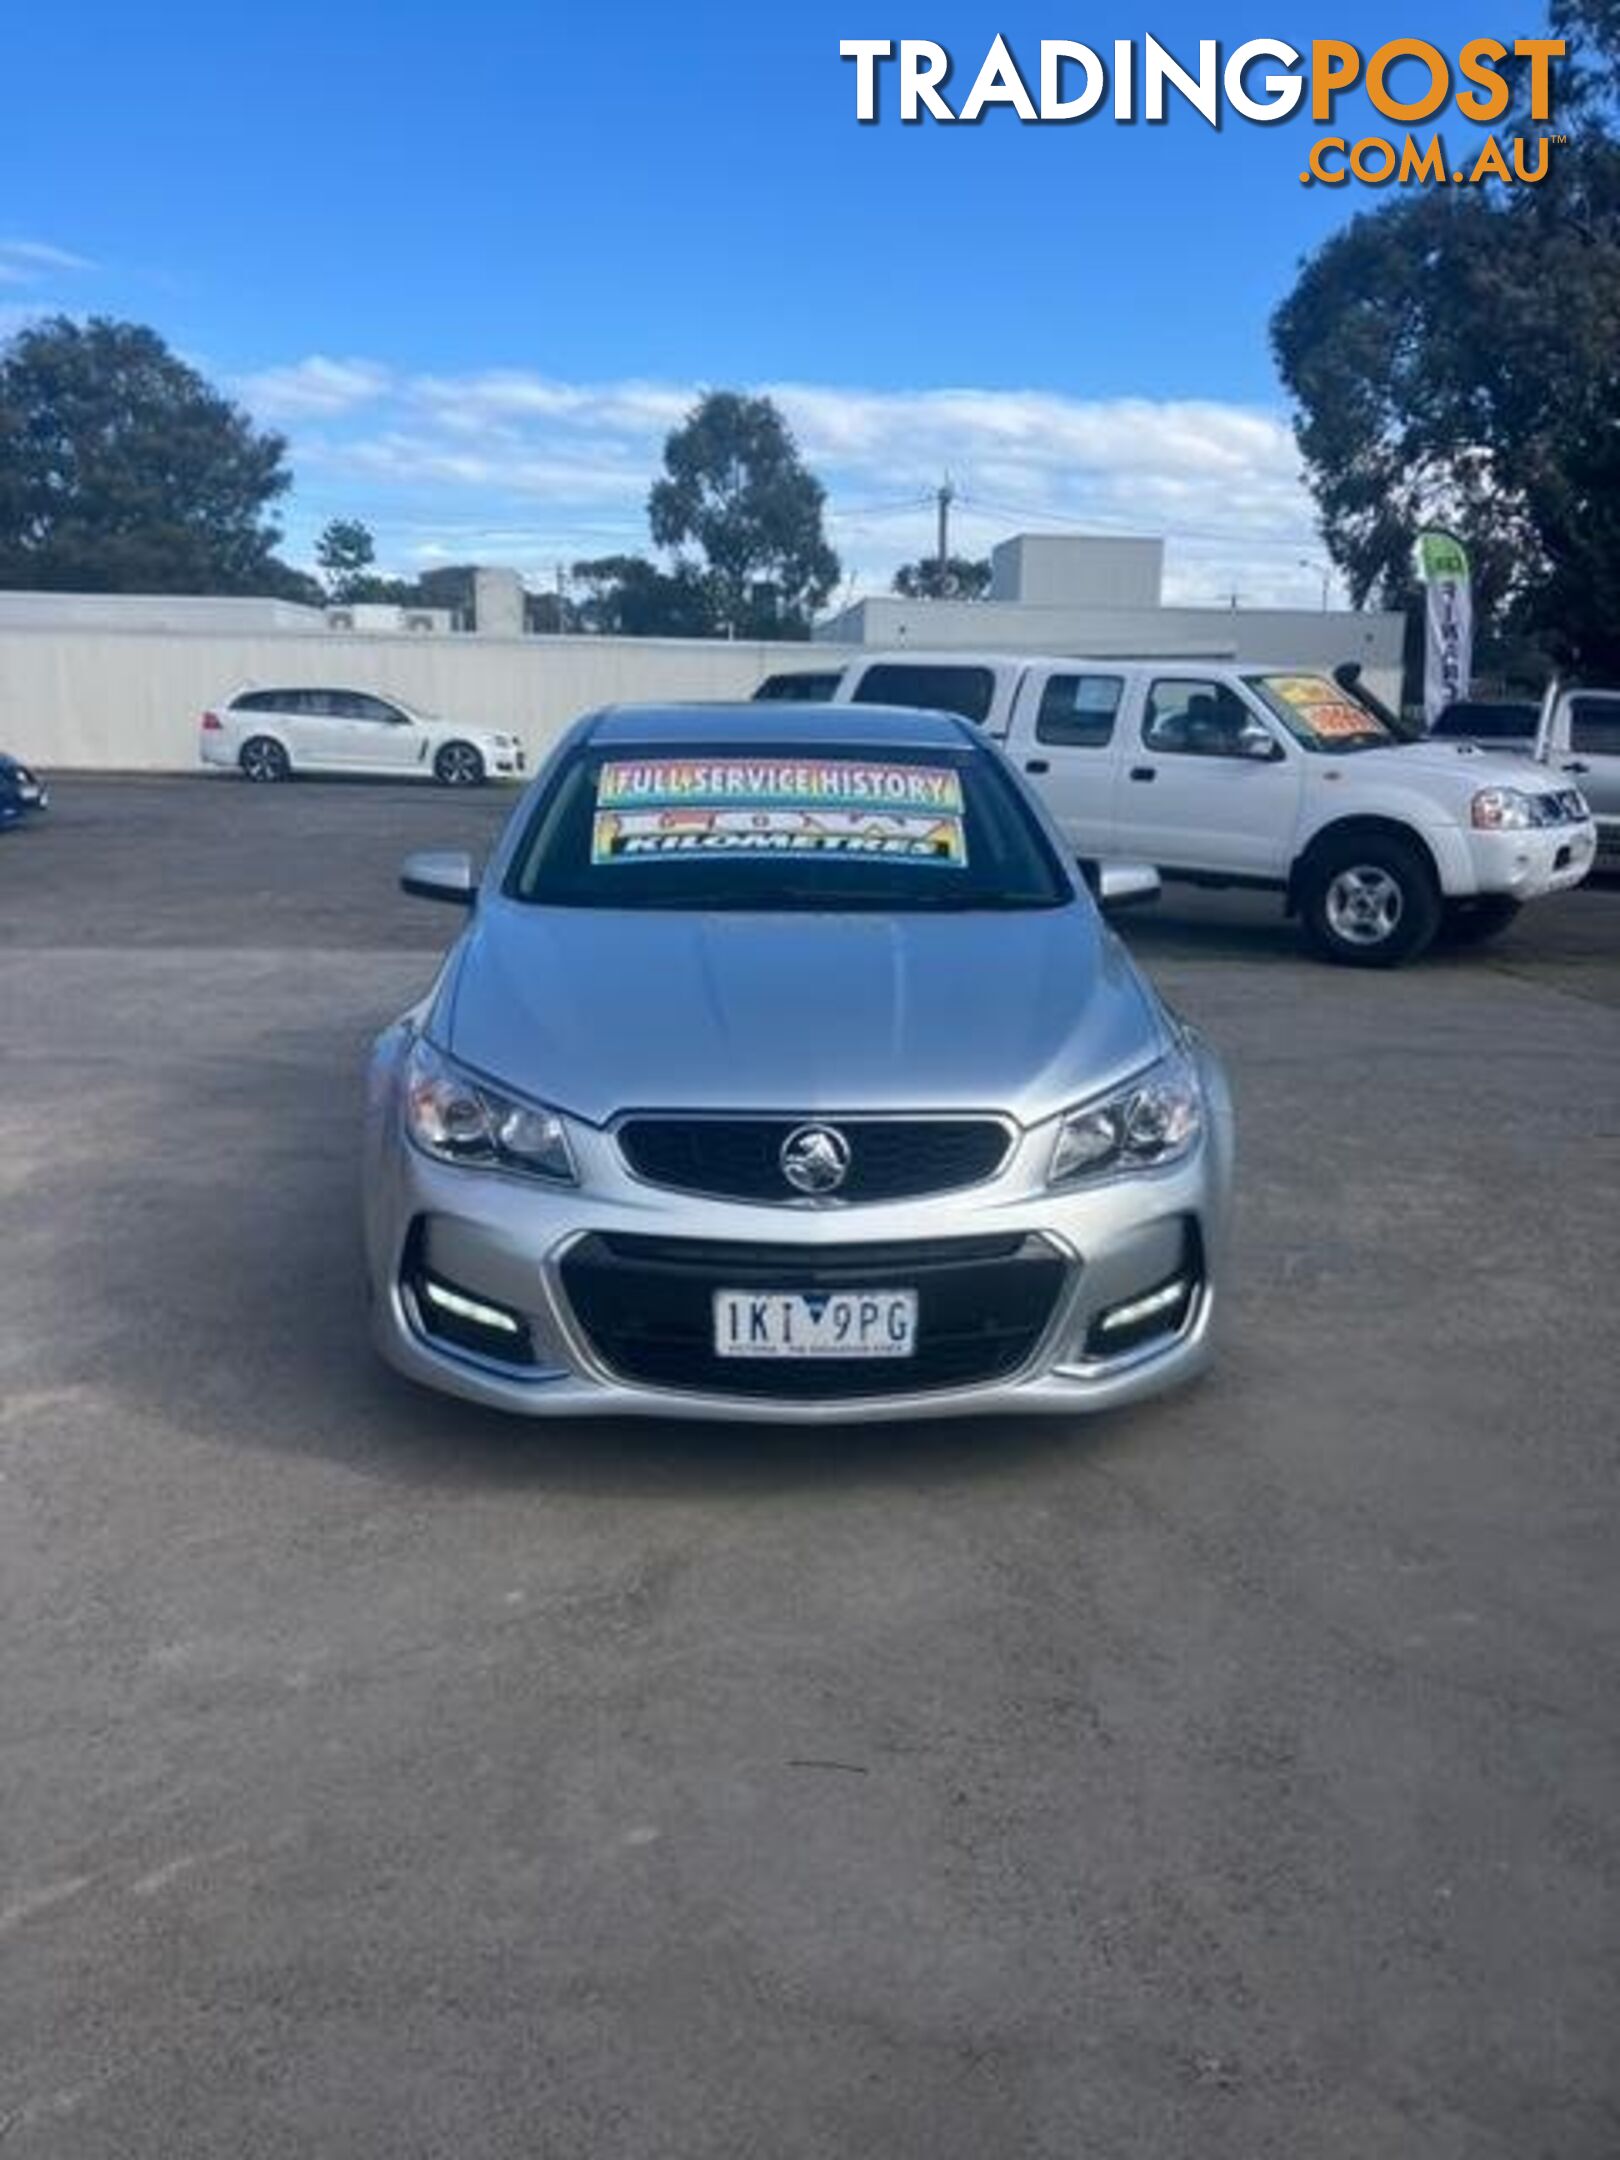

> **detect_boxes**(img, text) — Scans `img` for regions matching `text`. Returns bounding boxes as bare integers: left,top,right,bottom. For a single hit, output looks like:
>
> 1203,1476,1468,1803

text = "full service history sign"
591,758,970,867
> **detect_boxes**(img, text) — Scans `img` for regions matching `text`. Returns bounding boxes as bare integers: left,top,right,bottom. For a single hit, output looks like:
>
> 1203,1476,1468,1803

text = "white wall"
0,627,858,772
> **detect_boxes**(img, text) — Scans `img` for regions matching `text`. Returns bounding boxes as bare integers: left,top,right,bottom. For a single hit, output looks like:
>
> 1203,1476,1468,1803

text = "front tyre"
1440,895,1523,947
434,741,485,788
239,735,290,783
1300,834,1441,968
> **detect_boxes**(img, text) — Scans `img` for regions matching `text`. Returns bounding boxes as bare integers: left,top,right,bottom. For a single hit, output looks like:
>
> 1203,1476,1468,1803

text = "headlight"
403,1036,575,1183
1048,1048,1203,1185
1472,787,1536,830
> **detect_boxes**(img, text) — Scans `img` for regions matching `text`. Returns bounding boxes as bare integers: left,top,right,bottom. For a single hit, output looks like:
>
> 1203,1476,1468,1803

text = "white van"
817,651,1595,965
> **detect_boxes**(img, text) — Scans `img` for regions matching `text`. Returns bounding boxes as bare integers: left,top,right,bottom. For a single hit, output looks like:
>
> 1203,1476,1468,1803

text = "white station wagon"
199,686,525,787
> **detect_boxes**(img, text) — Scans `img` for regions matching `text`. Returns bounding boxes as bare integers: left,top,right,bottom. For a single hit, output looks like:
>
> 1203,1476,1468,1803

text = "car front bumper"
362,1028,1235,1424
1464,819,1596,898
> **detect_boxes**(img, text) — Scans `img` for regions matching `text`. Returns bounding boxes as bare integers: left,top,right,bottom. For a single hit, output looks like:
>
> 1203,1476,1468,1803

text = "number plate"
713,1289,918,1359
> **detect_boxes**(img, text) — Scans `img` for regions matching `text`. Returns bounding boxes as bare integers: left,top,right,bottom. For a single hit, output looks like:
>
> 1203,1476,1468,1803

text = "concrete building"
472,566,526,639
988,534,1164,609
817,533,1402,708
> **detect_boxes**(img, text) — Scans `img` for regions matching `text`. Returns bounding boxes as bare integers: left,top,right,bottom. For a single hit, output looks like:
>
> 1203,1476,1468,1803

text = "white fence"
0,626,845,772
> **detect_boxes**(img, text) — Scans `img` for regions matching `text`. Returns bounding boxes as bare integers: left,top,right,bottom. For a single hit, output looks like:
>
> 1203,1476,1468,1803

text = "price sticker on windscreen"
590,758,969,867
1264,675,1374,742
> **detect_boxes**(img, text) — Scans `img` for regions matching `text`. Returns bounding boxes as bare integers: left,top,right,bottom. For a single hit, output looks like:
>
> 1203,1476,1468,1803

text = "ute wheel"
1440,896,1523,947
1299,833,1441,967
434,741,485,788
239,736,290,783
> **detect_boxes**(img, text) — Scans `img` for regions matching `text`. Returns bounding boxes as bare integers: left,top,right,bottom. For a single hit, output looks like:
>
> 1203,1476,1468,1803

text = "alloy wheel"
437,743,483,787
240,739,287,782
1324,864,1403,947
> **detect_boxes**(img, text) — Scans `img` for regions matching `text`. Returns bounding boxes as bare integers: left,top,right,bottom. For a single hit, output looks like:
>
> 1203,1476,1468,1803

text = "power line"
824,493,936,524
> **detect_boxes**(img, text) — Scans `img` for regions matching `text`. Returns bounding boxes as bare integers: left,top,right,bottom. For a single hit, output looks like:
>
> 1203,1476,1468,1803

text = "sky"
0,0,1551,607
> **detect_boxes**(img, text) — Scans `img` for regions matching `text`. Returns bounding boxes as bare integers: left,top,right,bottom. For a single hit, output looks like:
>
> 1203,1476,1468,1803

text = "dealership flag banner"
1413,530,1473,728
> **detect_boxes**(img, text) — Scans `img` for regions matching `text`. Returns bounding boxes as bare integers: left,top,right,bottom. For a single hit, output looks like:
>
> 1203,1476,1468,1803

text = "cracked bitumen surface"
2,777,1618,2158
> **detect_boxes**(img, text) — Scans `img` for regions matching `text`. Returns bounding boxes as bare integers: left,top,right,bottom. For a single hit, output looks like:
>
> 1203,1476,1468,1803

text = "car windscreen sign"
591,758,969,867
1261,675,1380,743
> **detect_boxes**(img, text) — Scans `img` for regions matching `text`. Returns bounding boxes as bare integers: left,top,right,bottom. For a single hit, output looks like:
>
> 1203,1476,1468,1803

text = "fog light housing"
1084,1269,1198,1360
403,1225,536,1366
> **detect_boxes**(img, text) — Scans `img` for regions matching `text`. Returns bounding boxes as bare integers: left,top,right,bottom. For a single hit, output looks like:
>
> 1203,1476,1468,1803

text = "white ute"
1533,681,1620,872
200,685,525,787
823,653,1596,965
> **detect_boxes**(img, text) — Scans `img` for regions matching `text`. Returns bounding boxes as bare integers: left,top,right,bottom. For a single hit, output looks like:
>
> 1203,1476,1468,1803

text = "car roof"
586,701,975,750
842,649,1340,677
227,684,417,704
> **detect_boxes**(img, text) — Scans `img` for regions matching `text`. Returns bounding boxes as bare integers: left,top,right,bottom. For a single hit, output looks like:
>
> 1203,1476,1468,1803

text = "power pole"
935,474,954,598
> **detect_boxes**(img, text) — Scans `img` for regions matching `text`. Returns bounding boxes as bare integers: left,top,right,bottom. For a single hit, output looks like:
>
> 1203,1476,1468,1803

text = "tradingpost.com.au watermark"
839,36,1567,187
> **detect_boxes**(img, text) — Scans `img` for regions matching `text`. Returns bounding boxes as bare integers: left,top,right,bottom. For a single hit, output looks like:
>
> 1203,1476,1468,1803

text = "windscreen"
751,672,842,703
506,742,1069,912
1246,673,1397,752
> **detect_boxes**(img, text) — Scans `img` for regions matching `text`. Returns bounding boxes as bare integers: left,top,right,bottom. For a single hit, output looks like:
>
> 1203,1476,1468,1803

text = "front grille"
559,1232,1068,1400
616,1116,1012,1203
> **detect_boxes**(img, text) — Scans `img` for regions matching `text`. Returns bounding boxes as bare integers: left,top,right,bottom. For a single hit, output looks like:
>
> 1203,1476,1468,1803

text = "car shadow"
1117,897,1302,965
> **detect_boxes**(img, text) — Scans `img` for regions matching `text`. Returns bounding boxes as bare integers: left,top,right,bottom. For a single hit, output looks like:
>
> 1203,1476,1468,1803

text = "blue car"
0,753,48,828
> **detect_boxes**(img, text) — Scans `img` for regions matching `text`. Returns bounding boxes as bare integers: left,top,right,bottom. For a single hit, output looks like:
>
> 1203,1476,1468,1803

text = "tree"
415,565,479,627
1272,2,1620,673
0,316,302,595
570,555,715,638
648,392,839,637
524,586,585,634
892,555,992,600
258,558,328,609
315,517,376,601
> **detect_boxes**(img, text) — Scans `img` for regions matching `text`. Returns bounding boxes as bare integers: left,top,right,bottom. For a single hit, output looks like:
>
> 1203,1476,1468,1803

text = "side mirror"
1237,726,1283,761
1095,861,1161,912
401,849,477,906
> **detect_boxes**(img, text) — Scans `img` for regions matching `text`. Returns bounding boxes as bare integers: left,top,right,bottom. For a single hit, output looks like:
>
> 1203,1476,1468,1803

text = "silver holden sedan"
362,703,1234,1422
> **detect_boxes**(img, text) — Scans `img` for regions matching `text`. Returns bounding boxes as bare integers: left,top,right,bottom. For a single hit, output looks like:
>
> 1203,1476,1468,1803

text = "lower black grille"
559,1233,1068,1400
616,1116,1012,1203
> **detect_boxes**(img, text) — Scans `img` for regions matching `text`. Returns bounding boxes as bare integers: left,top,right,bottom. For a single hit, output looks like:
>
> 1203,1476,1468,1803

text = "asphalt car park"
3,776,1618,2158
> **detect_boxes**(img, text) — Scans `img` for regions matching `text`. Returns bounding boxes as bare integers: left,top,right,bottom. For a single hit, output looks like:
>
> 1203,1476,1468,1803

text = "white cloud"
244,355,1331,605
0,239,93,288
236,355,394,419
0,239,93,272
